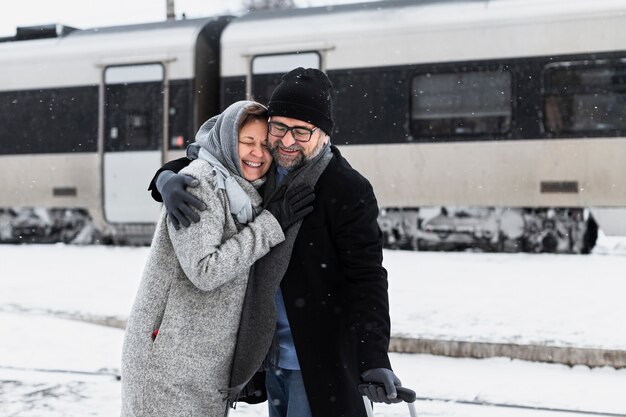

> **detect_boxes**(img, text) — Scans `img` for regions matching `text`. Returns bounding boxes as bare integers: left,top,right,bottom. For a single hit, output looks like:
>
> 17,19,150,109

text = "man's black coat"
149,146,392,417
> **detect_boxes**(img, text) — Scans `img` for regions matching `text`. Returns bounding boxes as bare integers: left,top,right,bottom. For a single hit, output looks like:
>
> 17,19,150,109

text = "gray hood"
195,100,255,178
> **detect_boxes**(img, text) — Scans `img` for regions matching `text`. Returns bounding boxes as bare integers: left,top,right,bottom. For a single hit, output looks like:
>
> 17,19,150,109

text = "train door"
250,52,321,103
103,64,164,224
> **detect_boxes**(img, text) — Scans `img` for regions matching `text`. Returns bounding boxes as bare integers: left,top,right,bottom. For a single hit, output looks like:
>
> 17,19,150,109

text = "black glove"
157,171,206,230
266,184,315,231
359,368,403,404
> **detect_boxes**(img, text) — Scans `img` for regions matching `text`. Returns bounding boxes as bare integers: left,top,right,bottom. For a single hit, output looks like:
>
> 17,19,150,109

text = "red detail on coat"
151,328,159,341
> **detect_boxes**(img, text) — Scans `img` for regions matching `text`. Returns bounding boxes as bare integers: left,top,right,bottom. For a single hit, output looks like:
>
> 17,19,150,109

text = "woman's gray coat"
121,159,284,417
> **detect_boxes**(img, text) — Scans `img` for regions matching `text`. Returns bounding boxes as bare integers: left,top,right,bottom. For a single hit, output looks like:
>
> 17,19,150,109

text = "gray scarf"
225,143,333,405
193,101,262,224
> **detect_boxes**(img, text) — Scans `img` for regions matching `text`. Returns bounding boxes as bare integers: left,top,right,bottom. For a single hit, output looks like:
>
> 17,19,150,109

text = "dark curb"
389,337,626,369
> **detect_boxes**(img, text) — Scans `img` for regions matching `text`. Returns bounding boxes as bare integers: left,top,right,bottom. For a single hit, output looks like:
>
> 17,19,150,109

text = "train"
1,0,625,252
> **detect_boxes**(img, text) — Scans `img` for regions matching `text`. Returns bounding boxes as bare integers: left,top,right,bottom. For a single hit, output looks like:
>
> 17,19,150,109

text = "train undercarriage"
0,206,598,254
378,206,598,254
0,208,157,245
0,208,101,245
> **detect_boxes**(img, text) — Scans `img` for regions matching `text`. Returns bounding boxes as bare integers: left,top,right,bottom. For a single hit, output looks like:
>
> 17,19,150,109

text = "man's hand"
266,184,315,231
359,368,403,404
157,171,206,230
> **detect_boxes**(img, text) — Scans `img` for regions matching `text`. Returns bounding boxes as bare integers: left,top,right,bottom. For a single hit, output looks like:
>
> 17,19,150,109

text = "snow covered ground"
2,312,626,417
1,234,625,416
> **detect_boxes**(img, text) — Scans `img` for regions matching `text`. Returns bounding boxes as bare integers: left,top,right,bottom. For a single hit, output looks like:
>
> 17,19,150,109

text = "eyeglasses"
268,121,318,143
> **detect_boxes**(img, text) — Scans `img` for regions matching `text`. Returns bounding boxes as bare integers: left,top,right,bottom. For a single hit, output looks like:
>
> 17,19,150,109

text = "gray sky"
0,0,372,37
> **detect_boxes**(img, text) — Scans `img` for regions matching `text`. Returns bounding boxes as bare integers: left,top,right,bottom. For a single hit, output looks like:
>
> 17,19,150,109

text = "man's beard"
269,142,305,170
269,138,325,171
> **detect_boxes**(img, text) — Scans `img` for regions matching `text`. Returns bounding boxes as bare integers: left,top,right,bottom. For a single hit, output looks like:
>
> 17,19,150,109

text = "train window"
543,64,626,134
104,64,164,152
410,70,512,137
0,86,98,155
104,82,163,152
251,52,321,105
252,53,320,75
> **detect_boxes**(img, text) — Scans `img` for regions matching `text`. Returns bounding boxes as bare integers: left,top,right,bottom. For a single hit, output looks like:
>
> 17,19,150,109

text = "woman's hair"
238,102,269,132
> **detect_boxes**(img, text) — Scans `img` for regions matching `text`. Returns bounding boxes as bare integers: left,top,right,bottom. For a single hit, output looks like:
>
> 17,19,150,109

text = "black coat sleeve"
332,175,392,374
147,157,192,202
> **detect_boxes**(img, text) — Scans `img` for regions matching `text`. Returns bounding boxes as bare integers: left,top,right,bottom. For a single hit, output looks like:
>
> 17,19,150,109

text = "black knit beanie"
268,67,334,135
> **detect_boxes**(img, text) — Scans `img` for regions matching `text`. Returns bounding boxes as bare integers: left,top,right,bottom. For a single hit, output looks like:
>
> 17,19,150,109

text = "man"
149,68,402,417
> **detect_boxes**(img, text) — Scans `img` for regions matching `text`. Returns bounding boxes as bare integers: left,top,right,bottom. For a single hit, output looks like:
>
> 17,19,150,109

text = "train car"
1,0,625,252
220,0,626,252
0,17,230,242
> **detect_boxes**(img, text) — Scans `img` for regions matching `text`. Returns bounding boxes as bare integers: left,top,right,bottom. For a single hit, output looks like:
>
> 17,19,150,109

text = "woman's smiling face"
238,118,271,181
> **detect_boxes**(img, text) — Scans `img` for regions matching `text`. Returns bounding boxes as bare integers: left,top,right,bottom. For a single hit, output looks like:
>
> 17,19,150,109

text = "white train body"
1,0,625,251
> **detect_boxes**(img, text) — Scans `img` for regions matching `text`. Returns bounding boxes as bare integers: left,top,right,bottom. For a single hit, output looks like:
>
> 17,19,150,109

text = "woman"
121,101,289,417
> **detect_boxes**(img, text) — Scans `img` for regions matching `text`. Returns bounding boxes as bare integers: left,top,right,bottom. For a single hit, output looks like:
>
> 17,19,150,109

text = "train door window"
104,64,164,152
251,53,320,105
411,69,512,138
543,63,626,135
